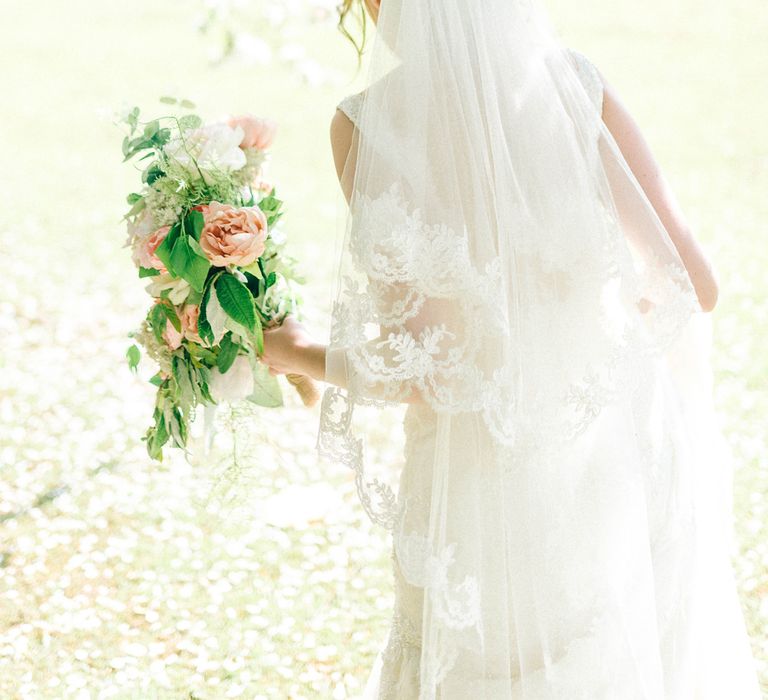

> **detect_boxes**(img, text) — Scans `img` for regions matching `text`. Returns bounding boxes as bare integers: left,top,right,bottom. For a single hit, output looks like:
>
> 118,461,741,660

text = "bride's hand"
261,316,326,381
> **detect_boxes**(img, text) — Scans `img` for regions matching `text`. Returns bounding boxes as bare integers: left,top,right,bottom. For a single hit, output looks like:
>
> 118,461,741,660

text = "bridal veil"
317,0,760,696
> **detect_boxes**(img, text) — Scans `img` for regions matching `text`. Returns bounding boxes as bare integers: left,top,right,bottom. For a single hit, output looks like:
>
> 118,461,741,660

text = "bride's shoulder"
331,91,362,181
565,47,604,113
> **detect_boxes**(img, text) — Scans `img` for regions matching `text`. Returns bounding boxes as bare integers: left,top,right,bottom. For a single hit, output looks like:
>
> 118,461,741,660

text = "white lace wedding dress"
330,48,761,700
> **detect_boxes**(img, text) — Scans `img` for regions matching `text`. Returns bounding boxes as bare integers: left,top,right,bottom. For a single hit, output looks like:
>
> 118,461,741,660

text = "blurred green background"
0,0,765,697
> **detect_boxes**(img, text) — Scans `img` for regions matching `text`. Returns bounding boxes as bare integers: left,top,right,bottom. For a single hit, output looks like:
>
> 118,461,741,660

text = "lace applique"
318,179,699,522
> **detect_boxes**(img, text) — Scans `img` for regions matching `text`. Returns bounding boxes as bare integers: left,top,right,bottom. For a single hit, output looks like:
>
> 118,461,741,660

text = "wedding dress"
317,1,762,697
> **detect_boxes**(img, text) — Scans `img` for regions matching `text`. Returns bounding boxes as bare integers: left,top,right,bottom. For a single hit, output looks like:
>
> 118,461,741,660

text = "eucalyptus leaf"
127,107,140,133
179,114,203,129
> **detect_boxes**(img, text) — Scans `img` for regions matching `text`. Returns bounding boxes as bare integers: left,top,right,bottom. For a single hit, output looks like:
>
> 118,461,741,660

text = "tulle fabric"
317,0,761,697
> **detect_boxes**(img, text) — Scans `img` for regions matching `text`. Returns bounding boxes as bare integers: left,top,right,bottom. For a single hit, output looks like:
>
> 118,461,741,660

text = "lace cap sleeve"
337,92,364,127
567,48,604,114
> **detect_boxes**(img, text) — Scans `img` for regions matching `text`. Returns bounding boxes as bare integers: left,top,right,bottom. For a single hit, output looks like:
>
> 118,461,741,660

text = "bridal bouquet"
120,100,317,460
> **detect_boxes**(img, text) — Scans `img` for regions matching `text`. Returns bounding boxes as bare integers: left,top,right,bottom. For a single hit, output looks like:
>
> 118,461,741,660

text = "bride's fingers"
267,366,285,376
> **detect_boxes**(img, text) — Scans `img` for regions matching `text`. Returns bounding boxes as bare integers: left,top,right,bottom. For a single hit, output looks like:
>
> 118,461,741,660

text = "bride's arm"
598,70,720,312
262,109,420,402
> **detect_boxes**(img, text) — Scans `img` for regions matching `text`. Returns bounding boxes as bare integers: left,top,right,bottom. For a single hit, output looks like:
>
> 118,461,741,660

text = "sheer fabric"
317,1,761,697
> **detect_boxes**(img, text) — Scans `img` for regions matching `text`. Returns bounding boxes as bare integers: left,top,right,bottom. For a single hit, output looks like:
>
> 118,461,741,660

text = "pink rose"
227,115,277,150
179,304,204,344
199,201,268,267
134,226,170,271
162,319,183,350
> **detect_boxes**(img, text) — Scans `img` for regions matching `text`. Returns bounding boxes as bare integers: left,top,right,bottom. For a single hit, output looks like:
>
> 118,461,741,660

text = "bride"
261,0,762,697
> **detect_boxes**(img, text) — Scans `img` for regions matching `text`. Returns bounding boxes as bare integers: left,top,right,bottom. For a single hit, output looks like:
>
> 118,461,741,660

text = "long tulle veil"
317,0,760,696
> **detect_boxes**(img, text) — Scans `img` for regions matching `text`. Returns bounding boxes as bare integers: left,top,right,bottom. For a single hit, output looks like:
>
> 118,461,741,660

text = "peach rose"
227,115,277,150
134,225,170,271
199,201,268,267
162,319,183,350
179,304,204,344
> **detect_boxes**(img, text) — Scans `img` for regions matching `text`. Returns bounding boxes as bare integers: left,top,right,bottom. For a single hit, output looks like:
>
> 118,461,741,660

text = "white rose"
145,273,191,305
209,355,254,403
165,123,246,174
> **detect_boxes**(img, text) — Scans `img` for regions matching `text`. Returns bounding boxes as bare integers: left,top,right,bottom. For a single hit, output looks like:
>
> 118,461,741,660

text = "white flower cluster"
164,123,247,177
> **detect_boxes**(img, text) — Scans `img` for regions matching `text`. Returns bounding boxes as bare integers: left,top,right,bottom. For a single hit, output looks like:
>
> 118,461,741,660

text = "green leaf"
124,197,146,220
265,271,277,289
149,304,168,342
242,271,261,298
169,235,193,279
258,192,284,228
143,120,160,139
153,128,171,147
241,260,263,280
216,333,239,374
160,96,177,105
144,163,165,186
186,342,217,365
138,266,160,278
180,99,197,110
170,235,211,294
126,344,141,372
197,278,215,347
186,210,205,241
127,107,140,133
214,274,256,332
154,415,169,451
165,304,181,332
251,313,264,355
154,223,181,273
186,255,211,294
126,192,143,205
185,288,202,306
247,361,283,408
172,356,195,409
122,134,154,161
149,372,164,387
